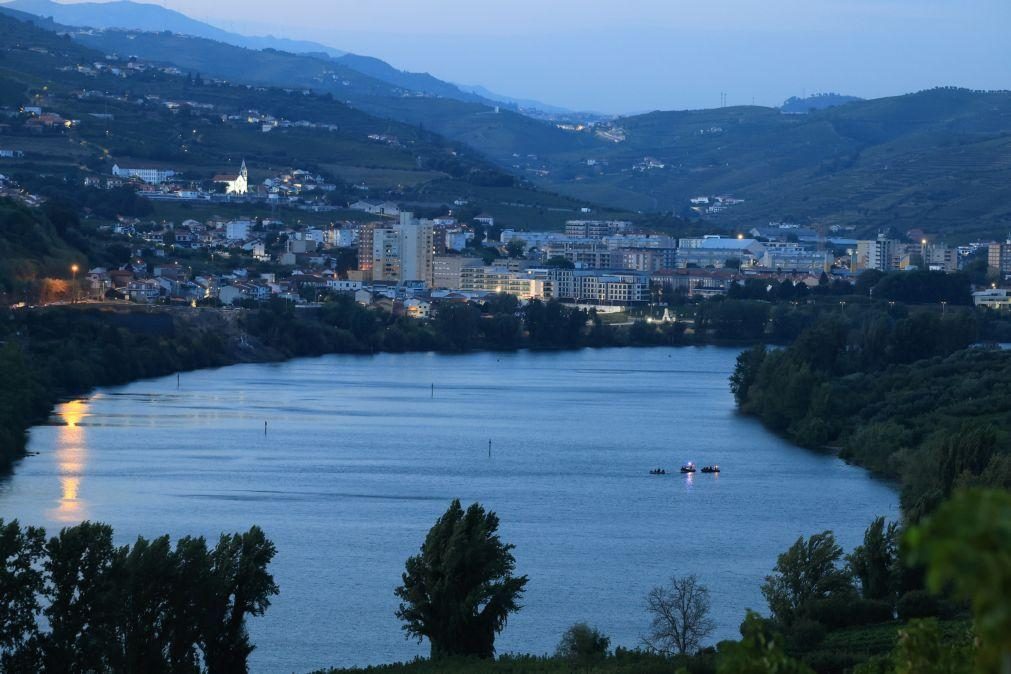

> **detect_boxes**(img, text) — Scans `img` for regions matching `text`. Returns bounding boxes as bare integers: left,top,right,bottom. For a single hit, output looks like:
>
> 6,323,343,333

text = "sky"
57,0,1011,113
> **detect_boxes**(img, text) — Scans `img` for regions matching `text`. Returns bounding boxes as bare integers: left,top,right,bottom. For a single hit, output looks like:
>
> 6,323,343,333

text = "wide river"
2,347,897,672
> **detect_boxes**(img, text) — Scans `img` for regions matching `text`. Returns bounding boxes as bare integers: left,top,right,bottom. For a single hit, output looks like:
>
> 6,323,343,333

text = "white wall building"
112,164,176,185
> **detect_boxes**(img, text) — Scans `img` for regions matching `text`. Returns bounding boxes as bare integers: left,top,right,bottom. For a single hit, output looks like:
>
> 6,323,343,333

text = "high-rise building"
357,223,377,275
368,213,435,286
988,239,1011,280
854,235,899,272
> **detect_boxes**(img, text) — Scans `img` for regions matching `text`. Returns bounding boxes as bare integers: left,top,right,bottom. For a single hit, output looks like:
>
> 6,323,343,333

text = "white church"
213,160,248,195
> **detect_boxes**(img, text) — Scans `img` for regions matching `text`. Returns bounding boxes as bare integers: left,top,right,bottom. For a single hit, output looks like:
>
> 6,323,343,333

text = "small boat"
701,465,720,474
680,462,696,474
649,468,667,475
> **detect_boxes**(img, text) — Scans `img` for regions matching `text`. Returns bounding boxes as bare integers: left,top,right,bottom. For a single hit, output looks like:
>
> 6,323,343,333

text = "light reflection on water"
2,347,898,673
51,399,89,522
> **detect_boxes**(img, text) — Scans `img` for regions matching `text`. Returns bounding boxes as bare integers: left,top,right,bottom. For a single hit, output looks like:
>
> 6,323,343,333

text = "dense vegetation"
0,519,277,672
731,307,1011,520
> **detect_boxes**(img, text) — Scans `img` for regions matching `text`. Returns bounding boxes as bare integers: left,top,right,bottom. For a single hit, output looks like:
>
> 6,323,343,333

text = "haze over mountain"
2,0,348,56
0,0,571,115
16,0,1008,113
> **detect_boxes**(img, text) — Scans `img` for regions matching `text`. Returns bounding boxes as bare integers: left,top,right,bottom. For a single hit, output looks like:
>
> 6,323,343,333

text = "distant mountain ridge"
0,0,569,116
1,0,346,56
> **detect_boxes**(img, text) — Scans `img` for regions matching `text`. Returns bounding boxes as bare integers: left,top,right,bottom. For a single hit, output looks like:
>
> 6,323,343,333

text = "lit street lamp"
70,264,79,303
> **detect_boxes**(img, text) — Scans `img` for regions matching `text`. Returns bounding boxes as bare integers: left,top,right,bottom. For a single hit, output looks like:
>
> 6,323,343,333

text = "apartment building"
459,266,548,300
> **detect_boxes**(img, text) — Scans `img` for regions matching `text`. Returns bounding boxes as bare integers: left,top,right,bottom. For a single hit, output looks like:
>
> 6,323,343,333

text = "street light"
70,264,79,303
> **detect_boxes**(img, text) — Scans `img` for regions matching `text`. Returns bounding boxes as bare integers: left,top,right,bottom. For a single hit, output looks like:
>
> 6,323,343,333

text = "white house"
973,288,1011,310
404,298,431,319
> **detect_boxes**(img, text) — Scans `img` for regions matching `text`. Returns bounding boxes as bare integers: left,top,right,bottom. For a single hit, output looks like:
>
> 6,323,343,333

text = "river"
0,346,897,672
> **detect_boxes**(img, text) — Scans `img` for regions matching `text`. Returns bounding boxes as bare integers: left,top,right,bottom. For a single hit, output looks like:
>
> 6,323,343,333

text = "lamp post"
70,264,79,304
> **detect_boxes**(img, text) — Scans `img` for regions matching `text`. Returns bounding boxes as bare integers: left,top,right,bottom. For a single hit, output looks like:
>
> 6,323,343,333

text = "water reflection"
50,399,88,522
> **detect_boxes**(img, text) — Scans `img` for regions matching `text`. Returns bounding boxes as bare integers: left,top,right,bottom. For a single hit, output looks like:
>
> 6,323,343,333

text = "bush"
805,596,893,629
788,619,827,652
556,622,610,667
896,590,960,621
802,650,862,674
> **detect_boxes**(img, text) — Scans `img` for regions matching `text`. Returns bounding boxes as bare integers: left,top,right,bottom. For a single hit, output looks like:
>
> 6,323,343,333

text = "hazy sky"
64,0,1011,113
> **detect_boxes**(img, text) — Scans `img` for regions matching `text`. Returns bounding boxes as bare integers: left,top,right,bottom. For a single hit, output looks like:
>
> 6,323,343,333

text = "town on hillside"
5,154,1007,314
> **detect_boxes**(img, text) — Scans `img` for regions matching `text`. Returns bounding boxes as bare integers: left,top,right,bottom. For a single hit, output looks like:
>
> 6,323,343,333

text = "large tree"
641,574,716,656
395,500,528,658
761,531,854,627
0,520,46,671
847,517,899,602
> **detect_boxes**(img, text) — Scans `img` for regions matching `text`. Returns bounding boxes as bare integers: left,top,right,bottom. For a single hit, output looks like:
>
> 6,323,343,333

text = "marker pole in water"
488,439,492,459
264,421,268,436
431,383,434,398
176,373,180,389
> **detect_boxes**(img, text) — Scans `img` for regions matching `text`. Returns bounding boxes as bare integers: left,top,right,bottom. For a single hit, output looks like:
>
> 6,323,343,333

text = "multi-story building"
617,248,677,272
459,266,549,300
759,246,831,273
988,240,1011,280
854,235,900,272
675,237,767,268
564,220,631,238
433,255,484,289
651,268,739,299
923,244,959,273
369,213,435,286
542,241,614,269
530,268,649,304
357,223,376,275
112,164,176,185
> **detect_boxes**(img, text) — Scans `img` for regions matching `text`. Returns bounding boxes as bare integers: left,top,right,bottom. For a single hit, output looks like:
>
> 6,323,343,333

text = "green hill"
0,12,612,227
534,89,1011,240
59,28,596,162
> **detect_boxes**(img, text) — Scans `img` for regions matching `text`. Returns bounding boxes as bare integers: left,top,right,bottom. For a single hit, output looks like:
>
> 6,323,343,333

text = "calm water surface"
1,347,897,673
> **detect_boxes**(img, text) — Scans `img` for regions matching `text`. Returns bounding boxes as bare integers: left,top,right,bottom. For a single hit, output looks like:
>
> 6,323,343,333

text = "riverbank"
730,311,1011,521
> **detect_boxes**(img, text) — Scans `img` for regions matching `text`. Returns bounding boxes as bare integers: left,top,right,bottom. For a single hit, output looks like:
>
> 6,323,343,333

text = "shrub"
788,619,827,652
805,596,893,629
896,590,960,621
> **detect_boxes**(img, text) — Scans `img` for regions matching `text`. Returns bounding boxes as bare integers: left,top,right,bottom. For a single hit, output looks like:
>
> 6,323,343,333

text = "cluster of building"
103,162,349,212
94,203,1010,312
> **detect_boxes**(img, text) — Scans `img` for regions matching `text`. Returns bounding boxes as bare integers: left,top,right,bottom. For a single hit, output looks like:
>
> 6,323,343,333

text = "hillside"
6,7,1010,240
0,0,551,113
0,12,609,227
61,28,596,162
59,25,1011,240
533,89,1011,240
780,93,863,114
